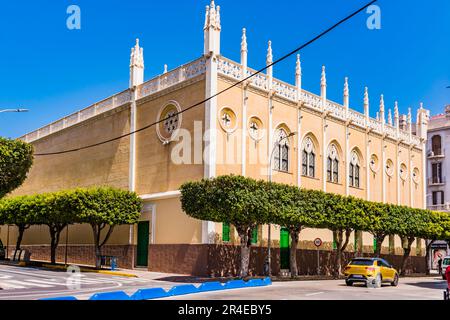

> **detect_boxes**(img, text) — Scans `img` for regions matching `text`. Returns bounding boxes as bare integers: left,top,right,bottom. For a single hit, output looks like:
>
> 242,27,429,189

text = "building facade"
0,1,429,275
426,105,450,269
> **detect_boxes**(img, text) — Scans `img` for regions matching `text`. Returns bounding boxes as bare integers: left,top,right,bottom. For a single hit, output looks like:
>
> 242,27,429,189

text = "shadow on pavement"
403,280,447,290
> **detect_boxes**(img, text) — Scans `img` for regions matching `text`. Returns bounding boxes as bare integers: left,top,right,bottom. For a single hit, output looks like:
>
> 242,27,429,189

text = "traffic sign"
314,238,322,248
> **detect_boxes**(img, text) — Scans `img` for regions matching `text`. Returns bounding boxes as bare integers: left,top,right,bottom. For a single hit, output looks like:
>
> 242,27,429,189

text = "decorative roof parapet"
216,55,425,148
21,57,207,144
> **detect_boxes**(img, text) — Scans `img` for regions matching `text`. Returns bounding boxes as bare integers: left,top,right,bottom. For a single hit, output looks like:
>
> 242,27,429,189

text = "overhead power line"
35,0,377,156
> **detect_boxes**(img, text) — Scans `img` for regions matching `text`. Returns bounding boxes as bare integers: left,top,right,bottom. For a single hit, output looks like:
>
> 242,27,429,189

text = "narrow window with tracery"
302,137,315,178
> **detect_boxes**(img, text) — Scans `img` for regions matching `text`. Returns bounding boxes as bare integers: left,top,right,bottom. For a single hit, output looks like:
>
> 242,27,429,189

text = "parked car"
344,257,399,288
441,256,450,280
0,239,5,260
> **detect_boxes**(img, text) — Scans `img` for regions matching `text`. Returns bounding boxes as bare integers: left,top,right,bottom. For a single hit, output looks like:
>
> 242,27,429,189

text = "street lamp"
0,109,29,113
266,131,297,277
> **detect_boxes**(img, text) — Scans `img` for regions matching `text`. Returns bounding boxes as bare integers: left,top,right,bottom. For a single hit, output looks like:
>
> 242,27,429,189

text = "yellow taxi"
343,257,399,288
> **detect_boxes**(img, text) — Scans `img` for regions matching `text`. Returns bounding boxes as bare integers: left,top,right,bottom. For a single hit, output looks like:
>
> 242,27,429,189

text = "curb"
40,263,138,278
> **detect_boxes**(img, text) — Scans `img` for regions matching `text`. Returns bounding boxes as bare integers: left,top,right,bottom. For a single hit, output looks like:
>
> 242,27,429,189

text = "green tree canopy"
0,137,33,198
181,175,271,277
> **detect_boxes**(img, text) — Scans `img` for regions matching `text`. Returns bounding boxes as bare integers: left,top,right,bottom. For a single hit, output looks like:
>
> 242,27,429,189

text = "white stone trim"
140,190,181,201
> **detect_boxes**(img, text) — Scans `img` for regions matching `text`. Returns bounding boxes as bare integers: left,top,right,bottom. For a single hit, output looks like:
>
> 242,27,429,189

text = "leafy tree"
390,206,428,275
75,187,142,268
270,185,325,277
364,203,397,257
324,194,368,276
0,137,33,198
181,175,270,277
0,195,40,251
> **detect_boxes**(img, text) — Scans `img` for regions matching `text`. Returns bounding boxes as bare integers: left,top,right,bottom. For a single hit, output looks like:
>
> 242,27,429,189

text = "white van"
442,256,450,280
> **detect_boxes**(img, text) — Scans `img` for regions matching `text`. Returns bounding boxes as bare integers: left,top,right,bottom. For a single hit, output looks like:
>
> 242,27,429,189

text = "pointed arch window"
327,144,339,183
349,151,360,188
273,128,289,172
302,137,316,178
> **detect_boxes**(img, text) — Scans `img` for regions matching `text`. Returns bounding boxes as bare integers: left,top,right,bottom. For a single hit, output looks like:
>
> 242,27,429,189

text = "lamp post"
0,109,29,113
266,131,297,277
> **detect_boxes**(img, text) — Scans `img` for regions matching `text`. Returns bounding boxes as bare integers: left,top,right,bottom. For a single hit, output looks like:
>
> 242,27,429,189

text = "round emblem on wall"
385,159,394,177
218,107,237,133
248,116,264,141
399,163,408,181
412,168,420,184
369,154,379,173
156,101,182,144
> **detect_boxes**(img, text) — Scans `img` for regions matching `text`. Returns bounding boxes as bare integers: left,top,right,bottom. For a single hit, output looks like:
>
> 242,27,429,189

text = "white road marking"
305,291,324,296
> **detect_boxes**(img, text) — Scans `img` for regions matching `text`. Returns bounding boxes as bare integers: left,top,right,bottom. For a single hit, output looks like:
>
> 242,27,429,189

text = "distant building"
426,105,450,268
0,1,430,275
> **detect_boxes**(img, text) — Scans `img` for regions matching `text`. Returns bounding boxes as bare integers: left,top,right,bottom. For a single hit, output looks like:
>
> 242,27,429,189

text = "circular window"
399,163,408,181
385,159,394,177
412,168,420,184
369,154,379,173
156,101,182,144
248,116,264,141
218,107,237,133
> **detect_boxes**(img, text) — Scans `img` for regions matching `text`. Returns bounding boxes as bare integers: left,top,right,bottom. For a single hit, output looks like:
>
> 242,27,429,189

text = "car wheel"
391,274,399,287
345,280,353,286
372,274,382,288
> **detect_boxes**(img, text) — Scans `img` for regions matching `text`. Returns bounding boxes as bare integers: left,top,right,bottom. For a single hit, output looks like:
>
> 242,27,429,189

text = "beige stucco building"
0,1,430,275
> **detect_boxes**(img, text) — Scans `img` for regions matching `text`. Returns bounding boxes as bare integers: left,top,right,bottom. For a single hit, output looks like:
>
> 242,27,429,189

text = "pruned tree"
181,175,270,277
324,194,368,277
364,202,397,257
0,196,40,251
75,187,142,269
0,137,33,199
270,185,325,277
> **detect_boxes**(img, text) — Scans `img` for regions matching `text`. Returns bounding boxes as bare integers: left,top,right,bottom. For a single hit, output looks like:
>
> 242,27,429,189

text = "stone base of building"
5,243,426,276
6,245,136,269
148,244,426,277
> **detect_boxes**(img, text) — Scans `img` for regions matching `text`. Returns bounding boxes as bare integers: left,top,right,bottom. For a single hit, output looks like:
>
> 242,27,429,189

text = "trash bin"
110,257,118,271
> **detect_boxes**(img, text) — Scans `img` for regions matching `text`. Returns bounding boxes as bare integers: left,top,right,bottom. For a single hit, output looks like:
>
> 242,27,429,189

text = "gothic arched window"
349,150,360,188
273,128,289,172
327,144,339,183
302,137,316,178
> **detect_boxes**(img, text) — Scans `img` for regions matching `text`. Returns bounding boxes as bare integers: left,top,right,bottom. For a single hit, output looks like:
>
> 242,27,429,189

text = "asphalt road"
0,264,177,300
165,277,449,300
0,264,447,300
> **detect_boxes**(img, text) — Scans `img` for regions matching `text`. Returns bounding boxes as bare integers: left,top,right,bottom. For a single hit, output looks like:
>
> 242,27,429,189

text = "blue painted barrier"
131,287,170,300
246,279,265,287
89,291,131,301
167,284,199,296
197,281,225,292
224,279,248,289
263,277,272,286
40,296,78,301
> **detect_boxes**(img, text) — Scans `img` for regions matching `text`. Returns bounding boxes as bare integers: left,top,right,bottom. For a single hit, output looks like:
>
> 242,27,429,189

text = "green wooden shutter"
251,227,258,244
373,237,377,252
222,223,230,242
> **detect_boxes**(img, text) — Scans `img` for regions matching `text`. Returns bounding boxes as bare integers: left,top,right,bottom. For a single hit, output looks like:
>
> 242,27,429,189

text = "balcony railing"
427,148,445,158
428,177,446,185
428,204,450,212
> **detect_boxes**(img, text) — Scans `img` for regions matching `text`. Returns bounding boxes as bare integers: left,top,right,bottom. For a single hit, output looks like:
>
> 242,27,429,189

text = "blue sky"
0,0,449,138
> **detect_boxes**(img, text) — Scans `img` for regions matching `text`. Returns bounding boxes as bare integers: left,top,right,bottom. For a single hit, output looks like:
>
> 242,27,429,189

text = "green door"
137,221,150,267
280,228,290,269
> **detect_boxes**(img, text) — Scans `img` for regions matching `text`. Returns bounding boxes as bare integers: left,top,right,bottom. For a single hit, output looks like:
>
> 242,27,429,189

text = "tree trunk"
289,226,301,277
15,224,29,251
333,229,351,278
400,236,415,276
425,240,435,275
91,224,115,269
48,225,65,265
236,226,252,278
374,234,386,257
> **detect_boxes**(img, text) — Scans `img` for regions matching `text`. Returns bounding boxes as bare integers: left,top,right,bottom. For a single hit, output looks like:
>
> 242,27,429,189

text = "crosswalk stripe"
5,280,53,288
